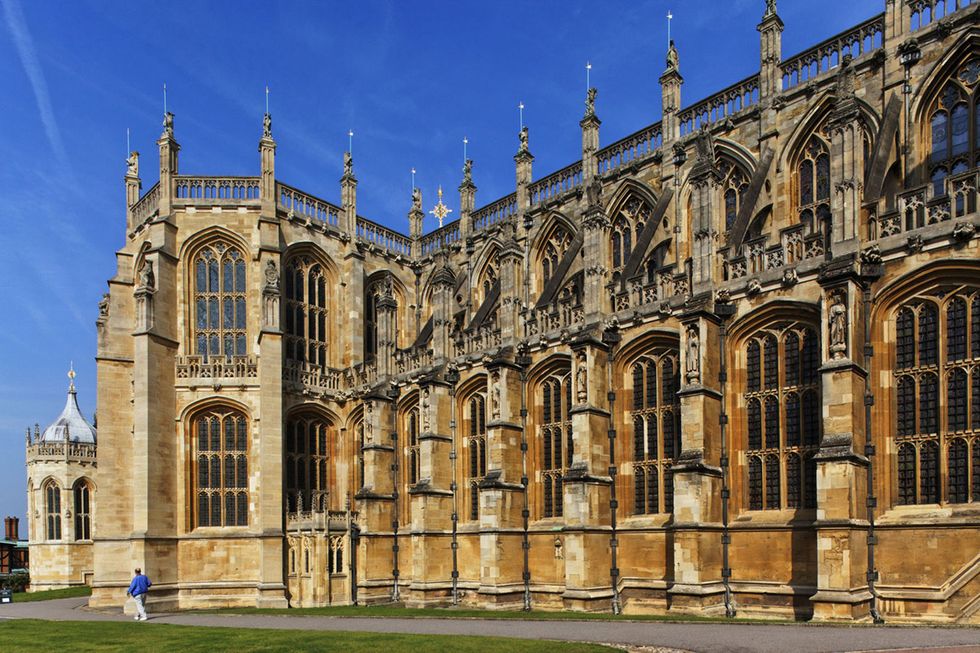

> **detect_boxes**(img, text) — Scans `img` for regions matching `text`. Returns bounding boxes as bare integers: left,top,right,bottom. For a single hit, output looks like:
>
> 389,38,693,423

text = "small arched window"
44,482,61,541
719,159,749,232
610,197,651,274
797,136,831,236
73,480,92,541
541,226,572,286
193,243,247,360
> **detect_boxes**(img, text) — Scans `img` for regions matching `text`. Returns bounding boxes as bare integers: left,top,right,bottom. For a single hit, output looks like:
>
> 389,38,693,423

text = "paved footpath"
1,597,978,653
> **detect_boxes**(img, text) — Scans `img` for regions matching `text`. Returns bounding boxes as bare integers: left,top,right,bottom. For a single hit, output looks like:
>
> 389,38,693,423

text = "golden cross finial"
68,361,76,392
428,185,452,228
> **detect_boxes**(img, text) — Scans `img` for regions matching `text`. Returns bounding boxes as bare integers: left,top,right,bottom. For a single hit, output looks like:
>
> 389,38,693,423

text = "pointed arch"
178,225,252,262
911,31,980,125
604,178,660,219
778,93,881,172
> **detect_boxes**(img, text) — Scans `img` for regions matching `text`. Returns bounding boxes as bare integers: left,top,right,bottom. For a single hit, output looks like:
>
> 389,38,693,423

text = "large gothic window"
540,374,572,518
465,394,488,521
194,243,247,360
743,325,820,510
797,136,831,236
629,350,681,514
928,72,979,198
194,409,248,527
610,197,651,273
72,480,91,541
894,290,980,506
285,414,331,513
44,482,61,541
284,257,329,368
364,276,397,361
719,160,750,232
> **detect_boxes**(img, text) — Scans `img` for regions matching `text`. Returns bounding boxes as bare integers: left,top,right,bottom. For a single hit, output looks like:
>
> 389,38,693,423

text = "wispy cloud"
2,0,72,178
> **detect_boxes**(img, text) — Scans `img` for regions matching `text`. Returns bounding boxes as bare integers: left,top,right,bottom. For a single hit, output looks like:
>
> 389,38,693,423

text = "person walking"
126,567,151,621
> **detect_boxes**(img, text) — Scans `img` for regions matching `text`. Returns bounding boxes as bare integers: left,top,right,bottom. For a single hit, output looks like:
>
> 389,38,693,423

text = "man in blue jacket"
126,568,151,621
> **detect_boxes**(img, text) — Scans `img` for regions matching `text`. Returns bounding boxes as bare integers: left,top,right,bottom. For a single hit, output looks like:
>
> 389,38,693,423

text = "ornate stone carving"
860,244,882,265
829,288,848,360
162,111,174,138
421,388,431,432
263,260,281,330
666,40,679,70
98,293,110,317
518,126,529,154
685,325,700,384
364,401,374,444
126,151,139,177
906,234,923,253
584,87,597,118
411,187,422,212
344,151,354,178
575,350,588,404
782,267,799,286
953,221,976,242
746,278,762,295
138,260,155,291
586,174,602,209
263,112,272,138
264,260,280,289
764,0,777,17
490,371,501,420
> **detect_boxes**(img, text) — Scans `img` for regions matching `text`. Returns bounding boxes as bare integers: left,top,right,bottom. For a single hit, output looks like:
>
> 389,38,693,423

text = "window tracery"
928,70,978,198
540,374,572,518
193,408,248,527
284,257,329,368
611,197,651,273
744,324,820,510
797,135,831,236
193,242,247,360
629,350,681,515
406,407,421,487
285,414,331,513
73,480,91,541
465,394,488,521
44,482,61,541
541,226,572,285
893,289,980,505
719,159,750,232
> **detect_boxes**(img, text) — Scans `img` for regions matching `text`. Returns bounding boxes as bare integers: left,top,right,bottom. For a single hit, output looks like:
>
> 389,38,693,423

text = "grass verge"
8,586,92,603
0,619,617,653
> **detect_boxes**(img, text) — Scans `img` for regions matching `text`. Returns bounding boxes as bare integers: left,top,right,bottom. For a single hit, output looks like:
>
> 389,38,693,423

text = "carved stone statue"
126,151,139,177
421,388,431,432
686,326,701,383
139,260,155,291
586,174,602,208
666,40,679,70
98,293,110,317
344,151,353,178
264,260,279,289
263,112,272,138
765,0,777,17
575,351,588,404
829,289,848,360
162,111,174,137
518,126,529,153
695,129,714,165
490,372,501,420
585,87,597,116
364,401,374,444
412,187,422,212
463,158,473,182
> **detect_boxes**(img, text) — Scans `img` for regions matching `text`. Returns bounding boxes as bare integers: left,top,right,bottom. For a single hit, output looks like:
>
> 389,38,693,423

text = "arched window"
44,482,61,541
610,197,651,274
719,159,749,232
285,414,331,513
193,243,247,360
406,407,421,487
284,257,329,368
364,275,398,361
927,79,977,197
892,291,980,506
743,325,821,510
629,350,681,515
466,394,488,521
541,225,573,286
193,408,248,527
797,136,831,236
540,374,572,518
73,480,91,541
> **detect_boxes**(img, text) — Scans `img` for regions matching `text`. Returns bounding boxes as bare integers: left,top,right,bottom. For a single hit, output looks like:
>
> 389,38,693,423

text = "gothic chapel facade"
78,1,980,622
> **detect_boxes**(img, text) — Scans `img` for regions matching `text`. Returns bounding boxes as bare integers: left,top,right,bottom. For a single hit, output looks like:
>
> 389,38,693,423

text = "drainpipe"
604,325,623,614
519,211,534,612
388,384,401,602
862,282,885,624
716,299,737,618
447,367,461,605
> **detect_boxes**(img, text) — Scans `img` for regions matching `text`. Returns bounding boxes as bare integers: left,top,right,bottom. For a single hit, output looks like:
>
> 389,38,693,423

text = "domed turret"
39,366,96,444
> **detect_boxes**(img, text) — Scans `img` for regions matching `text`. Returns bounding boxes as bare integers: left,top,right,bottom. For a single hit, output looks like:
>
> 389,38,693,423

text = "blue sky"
0,0,875,531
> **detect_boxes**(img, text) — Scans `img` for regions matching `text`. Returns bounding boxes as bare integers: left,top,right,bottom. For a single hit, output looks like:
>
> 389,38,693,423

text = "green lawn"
0,620,616,653
10,586,92,602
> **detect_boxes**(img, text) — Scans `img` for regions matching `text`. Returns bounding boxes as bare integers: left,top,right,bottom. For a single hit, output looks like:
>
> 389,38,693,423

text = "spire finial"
764,0,776,18
263,86,272,138
68,362,76,393
429,185,452,228
667,10,673,46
